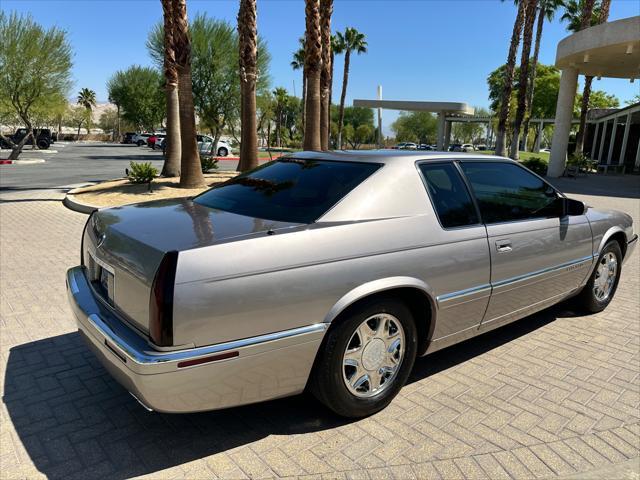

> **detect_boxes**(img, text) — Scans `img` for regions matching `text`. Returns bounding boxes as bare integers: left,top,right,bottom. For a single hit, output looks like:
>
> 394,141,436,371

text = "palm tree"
509,0,539,160
334,27,367,149
273,87,288,147
560,0,605,156
303,0,322,151
495,0,527,157
77,87,97,134
291,38,306,134
172,0,205,187
319,0,333,151
238,0,259,171
520,0,562,151
160,0,181,177
77,88,97,111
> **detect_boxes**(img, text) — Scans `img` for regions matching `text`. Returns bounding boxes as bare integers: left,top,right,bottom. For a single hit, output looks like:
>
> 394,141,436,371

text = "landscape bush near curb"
128,161,158,184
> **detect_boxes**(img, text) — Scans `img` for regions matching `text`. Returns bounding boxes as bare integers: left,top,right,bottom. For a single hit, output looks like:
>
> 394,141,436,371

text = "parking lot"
0,144,638,479
0,141,240,190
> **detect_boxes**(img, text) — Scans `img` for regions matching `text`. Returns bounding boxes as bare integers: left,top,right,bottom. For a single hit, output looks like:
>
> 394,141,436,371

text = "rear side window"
419,163,479,228
194,158,381,224
459,162,560,224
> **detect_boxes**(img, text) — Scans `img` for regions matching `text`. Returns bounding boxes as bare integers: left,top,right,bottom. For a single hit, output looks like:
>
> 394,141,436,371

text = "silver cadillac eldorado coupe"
67,151,637,417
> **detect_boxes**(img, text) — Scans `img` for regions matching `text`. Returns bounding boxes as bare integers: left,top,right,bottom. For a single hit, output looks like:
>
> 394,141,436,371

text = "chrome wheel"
342,313,405,398
593,252,618,302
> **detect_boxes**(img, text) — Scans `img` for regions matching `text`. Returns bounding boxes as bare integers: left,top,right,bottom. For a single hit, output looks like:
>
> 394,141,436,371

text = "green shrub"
568,152,588,167
521,157,547,175
128,161,158,184
200,155,219,173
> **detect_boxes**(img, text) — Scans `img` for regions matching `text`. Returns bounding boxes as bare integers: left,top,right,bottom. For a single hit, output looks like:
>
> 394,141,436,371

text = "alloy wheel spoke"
351,373,369,390
358,321,378,343
368,369,383,390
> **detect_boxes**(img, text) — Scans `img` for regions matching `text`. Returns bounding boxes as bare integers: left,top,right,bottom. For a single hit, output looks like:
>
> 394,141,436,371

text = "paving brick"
1,176,638,479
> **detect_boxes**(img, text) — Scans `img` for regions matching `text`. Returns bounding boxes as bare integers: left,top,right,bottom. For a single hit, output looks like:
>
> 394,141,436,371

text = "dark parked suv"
0,128,53,149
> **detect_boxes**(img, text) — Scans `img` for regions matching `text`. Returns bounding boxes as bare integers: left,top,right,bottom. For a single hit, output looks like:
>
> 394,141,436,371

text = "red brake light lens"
149,251,178,347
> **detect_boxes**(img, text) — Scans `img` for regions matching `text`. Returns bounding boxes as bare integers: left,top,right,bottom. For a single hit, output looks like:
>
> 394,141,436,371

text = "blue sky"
3,0,640,133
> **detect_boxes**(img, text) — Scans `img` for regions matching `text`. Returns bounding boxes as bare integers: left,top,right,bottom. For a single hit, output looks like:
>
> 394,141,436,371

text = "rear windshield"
194,158,381,224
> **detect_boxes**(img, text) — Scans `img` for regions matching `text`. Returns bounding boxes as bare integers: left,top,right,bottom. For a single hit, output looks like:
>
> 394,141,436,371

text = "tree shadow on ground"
546,174,640,200
3,303,580,479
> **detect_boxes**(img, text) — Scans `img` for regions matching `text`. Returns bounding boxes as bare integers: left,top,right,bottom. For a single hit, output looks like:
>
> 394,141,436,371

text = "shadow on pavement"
3,303,579,479
547,173,640,200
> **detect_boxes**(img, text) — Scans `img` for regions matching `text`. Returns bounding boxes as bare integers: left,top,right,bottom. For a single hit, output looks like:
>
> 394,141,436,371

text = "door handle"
495,240,512,253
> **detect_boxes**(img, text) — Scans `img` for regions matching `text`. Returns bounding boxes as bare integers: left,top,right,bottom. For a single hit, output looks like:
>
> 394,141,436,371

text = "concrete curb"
63,186,100,214
0,158,46,165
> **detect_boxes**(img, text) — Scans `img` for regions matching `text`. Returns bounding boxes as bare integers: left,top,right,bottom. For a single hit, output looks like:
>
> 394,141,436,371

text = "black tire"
137,140,144,146
574,240,623,313
217,147,228,157
37,139,49,149
309,296,418,418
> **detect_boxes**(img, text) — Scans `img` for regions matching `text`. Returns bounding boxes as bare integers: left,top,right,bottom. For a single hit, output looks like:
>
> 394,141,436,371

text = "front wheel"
575,240,622,313
309,297,417,418
217,147,228,157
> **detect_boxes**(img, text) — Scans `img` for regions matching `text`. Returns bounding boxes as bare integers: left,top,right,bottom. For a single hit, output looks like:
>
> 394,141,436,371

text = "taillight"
80,211,94,266
149,251,179,347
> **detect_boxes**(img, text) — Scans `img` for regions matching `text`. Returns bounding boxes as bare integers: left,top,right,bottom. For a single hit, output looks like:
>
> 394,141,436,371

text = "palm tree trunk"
520,5,545,152
301,71,306,136
510,0,538,160
574,76,593,155
238,0,259,171
575,0,609,156
495,0,526,157
161,0,181,177
173,0,205,188
303,0,322,151
337,48,350,149
319,0,333,151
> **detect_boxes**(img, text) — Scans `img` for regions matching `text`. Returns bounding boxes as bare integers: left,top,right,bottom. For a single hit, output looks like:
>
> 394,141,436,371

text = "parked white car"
198,135,233,157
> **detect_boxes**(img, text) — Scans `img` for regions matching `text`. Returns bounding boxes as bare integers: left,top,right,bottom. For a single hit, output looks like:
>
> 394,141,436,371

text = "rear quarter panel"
172,214,491,347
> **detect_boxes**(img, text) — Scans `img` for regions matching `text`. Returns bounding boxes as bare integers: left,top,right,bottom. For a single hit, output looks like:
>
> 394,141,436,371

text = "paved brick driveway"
1,176,638,479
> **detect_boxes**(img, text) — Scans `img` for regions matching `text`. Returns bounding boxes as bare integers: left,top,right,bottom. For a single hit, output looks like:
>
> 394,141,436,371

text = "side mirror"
562,197,587,216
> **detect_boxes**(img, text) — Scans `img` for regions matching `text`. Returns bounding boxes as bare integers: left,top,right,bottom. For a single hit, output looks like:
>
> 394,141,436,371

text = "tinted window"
419,163,479,228
194,159,380,224
459,162,560,224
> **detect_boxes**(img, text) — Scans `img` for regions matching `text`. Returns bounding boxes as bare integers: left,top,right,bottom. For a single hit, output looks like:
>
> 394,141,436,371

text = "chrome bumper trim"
87,312,327,366
67,266,327,367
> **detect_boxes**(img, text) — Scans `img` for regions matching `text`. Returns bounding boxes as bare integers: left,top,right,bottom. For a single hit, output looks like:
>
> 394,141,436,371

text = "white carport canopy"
353,99,474,150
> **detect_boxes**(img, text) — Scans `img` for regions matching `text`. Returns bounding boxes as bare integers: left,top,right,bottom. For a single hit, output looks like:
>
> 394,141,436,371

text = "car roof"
284,149,511,165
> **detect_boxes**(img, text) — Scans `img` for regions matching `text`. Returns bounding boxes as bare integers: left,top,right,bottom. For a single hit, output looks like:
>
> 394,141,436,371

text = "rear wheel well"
607,232,627,258
326,287,434,357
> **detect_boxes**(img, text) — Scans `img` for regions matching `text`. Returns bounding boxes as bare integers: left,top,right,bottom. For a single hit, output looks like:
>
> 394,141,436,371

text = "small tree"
0,11,72,159
107,66,165,132
68,105,91,139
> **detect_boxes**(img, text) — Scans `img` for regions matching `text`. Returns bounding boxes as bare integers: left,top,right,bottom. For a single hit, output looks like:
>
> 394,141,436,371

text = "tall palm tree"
561,0,604,156
172,0,205,187
238,0,259,171
77,88,97,134
319,0,333,151
303,0,322,151
495,0,527,157
160,0,181,177
273,87,288,147
334,27,367,149
520,0,562,151
77,88,97,111
510,0,539,160
291,38,306,134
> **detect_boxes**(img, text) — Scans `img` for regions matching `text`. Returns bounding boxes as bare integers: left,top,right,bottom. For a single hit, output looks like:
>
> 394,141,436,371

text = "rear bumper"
66,266,326,413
